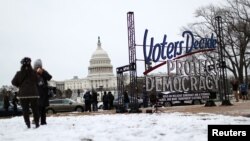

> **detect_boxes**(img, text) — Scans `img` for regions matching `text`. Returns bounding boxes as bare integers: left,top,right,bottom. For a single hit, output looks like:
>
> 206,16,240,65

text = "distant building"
49,37,129,100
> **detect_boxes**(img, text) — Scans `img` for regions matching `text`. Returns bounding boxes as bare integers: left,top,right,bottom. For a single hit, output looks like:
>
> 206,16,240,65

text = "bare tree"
64,89,72,98
183,0,250,83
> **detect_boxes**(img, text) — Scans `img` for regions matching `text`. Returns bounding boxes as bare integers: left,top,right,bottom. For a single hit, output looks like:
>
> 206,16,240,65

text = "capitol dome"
87,37,114,78
52,36,119,96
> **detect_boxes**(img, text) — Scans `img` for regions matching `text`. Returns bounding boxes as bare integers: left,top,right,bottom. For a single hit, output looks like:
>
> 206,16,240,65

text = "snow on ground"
0,112,250,141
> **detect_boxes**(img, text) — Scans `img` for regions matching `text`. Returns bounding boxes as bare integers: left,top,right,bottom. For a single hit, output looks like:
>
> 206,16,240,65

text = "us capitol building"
49,37,129,97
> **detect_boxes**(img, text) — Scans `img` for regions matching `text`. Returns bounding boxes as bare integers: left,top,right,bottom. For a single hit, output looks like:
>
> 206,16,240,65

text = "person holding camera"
11,57,40,128
34,59,52,125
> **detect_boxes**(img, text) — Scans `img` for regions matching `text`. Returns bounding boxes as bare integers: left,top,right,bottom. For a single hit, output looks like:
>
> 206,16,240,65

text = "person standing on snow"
34,59,52,125
123,91,130,110
142,85,149,108
108,91,114,110
84,90,92,112
3,92,10,111
92,90,98,111
12,57,40,128
231,79,239,102
239,81,248,101
12,92,19,113
102,91,109,110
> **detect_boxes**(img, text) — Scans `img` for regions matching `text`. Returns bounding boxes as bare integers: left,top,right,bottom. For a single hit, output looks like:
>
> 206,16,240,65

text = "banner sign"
143,29,218,92
143,29,217,64
158,92,210,102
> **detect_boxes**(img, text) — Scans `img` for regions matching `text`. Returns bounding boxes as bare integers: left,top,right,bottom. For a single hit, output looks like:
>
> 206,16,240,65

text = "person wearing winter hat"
34,59,52,125
34,59,42,69
11,57,40,128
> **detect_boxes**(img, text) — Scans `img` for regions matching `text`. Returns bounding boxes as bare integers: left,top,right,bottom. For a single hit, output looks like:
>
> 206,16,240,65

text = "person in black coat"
84,91,92,112
142,85,149,108
12,57,40,128
92,91,98,111
123,91,130,110
12,92,19,113
3,92,10,112
108,91,114,110
231,79,239,102
150,92,157,106
102,91,109,110
34,59,52,125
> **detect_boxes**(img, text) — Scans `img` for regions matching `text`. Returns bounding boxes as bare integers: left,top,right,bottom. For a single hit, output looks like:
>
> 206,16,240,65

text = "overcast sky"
0,0,223,86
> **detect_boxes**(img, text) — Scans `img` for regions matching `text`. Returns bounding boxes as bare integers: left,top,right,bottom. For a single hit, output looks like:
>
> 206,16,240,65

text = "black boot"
26,123,31,128
41,122,47,125
35,122,40,128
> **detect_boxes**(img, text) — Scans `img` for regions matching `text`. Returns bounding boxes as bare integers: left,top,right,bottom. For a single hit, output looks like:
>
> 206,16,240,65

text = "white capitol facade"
50,37,129,95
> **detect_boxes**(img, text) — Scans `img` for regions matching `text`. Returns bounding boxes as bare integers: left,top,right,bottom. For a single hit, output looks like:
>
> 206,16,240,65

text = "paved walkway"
154,100,250,117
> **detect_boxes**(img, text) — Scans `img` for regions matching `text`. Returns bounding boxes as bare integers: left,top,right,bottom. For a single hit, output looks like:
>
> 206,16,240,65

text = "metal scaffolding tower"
127,12,139,112
215,16,232,106
115,11,140,113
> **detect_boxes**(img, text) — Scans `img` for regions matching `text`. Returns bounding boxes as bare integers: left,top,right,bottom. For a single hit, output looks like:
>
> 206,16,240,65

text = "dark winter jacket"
11,69,39,99
84,91,92,103
142,87,148,99
3,95,10,110
108,92,114,103
36,70,52,107
149,93,157,105
231,81,239,91
92,91,98,103
12,94,19,106
240,83,248,92
124,92,130,103
102,93,109,102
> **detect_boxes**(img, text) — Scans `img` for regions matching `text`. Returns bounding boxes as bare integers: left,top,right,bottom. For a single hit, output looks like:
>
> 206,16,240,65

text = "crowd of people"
83,90,114,112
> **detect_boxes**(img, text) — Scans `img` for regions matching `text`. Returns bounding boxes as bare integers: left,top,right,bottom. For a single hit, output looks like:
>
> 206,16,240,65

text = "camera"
21,57,31,65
